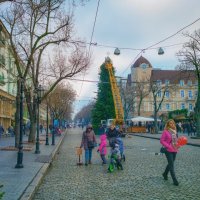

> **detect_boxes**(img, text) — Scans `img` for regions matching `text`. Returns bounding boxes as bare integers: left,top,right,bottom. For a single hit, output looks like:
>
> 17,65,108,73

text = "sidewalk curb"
19,131,67,200
132,134,200,147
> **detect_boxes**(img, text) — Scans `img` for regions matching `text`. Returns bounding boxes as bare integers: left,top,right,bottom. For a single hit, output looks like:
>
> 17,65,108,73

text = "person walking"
160,119,180,186
97,133,107,164
80,124,97,166
0,124,4,138
106,124,119,146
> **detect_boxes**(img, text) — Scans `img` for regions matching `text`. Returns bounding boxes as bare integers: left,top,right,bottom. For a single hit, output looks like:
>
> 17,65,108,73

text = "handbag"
160,146,167,153
88,140,95,149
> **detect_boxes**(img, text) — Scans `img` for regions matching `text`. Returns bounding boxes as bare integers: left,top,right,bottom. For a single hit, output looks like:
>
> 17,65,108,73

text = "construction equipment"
105,57,124,125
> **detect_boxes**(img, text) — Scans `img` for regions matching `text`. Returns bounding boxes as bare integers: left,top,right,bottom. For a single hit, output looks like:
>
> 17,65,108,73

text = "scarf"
169,128,178,147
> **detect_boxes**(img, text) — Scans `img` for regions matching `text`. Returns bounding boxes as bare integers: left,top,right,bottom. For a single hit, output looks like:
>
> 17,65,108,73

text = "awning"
130,116,161,122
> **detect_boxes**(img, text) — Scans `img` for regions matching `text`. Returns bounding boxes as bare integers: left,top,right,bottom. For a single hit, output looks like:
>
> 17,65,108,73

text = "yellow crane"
105,57,124,125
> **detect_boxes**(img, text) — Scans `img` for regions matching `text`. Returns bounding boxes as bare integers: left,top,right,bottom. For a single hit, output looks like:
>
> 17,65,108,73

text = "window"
180,90,185,98
165,90,170,98
195,91,198,96
166,103,170,110
181,103,185,109
188,90,192,99
180,80,184,86
165,80,170,85
157,91,161,97
188,80,192,86
189,103,193,111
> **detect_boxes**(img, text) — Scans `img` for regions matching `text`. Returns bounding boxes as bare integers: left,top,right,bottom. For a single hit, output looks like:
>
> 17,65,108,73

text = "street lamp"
35,85,44,154
15,79,24,168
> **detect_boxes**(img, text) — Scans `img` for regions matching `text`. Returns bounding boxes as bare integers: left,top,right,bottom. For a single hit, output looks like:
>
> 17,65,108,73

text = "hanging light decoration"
114,48,120,55
158,47,164,55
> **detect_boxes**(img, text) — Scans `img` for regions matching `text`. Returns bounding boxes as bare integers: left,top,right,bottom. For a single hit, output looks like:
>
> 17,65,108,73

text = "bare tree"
135,81,150,116
1,0,90,143
74,101,95,125
120,84,136,120
177,29,200,137
47,83,76,125
149,81,176,134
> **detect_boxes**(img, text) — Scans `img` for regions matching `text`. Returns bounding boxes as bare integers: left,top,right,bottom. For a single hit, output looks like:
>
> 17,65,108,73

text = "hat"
87,124,93,129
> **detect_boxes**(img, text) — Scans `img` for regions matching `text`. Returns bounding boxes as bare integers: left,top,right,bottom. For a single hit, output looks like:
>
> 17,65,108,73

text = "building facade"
0,20,17,129
125,56,197,118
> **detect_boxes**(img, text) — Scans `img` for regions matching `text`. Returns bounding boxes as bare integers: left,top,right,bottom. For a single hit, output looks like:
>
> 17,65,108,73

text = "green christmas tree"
92,60,115,132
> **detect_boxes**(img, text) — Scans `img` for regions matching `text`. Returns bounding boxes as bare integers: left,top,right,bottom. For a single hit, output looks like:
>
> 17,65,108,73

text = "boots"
162,173,168,180
173,179,179,186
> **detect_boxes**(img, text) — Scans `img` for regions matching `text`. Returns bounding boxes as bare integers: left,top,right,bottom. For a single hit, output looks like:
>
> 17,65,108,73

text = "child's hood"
100,134,107,141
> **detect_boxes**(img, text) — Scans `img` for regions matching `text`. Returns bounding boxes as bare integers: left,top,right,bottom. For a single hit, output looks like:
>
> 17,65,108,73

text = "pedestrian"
106,124,119,146
97,133,107,164
80,124,97,166
160,119,180,186
8,125,14,137
98,124,105,135
39,124,43,134
0,124,4,138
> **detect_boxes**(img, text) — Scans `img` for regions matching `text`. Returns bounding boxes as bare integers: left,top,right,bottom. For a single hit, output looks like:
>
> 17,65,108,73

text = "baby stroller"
108,142,123,172
116,137,125,162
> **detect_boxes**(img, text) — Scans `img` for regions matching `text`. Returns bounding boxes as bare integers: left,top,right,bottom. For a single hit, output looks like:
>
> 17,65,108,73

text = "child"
116,137,125,161
109,140,123,170
97,134,107,164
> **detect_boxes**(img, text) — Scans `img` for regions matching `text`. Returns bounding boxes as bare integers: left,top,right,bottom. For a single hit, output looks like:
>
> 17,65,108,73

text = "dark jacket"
106,128,119,146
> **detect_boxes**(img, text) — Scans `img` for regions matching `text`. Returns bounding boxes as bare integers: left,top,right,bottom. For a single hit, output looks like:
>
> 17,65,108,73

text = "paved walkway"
1,129,200,200
0,131,66,200
33,128,200,200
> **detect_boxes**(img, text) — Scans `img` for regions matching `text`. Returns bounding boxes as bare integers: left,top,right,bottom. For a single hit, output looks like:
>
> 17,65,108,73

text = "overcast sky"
69,0,200,117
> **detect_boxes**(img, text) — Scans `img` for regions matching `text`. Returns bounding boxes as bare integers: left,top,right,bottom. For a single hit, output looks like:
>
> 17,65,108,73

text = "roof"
150,70,196,84
132,56,152,68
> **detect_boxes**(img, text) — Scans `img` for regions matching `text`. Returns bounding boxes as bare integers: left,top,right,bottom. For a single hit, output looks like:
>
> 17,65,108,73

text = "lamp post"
15,79,24,168
35,85,43,154
45,102,49,145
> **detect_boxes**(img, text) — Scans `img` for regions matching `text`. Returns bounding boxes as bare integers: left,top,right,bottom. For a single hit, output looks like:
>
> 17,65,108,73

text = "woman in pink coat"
160,119,179,186
97,134,107,164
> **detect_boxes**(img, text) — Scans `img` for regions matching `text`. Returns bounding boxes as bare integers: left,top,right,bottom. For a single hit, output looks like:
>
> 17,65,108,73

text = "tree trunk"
153,95,159,134
14,80,20,147
195,97,200,137
154,112,159,134
138,98,142,116
28,100,37,142
29,119,36,142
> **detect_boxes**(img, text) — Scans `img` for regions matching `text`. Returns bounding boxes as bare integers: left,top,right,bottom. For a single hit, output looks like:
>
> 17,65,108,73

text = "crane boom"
105,58,124,125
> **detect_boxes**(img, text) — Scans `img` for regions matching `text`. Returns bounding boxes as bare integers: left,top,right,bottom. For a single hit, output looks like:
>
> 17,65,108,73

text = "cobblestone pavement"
33,128,200,200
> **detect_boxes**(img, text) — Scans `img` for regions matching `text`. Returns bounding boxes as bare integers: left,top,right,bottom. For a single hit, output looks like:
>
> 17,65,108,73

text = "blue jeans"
85,149,93,163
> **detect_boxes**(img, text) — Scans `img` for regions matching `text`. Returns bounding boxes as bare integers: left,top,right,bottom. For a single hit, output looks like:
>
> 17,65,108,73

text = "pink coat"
98,134,107,155
160,130,178,153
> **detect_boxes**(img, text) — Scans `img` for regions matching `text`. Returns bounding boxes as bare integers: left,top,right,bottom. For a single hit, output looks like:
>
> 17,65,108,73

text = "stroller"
108,142,123,172
116,137,125,162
